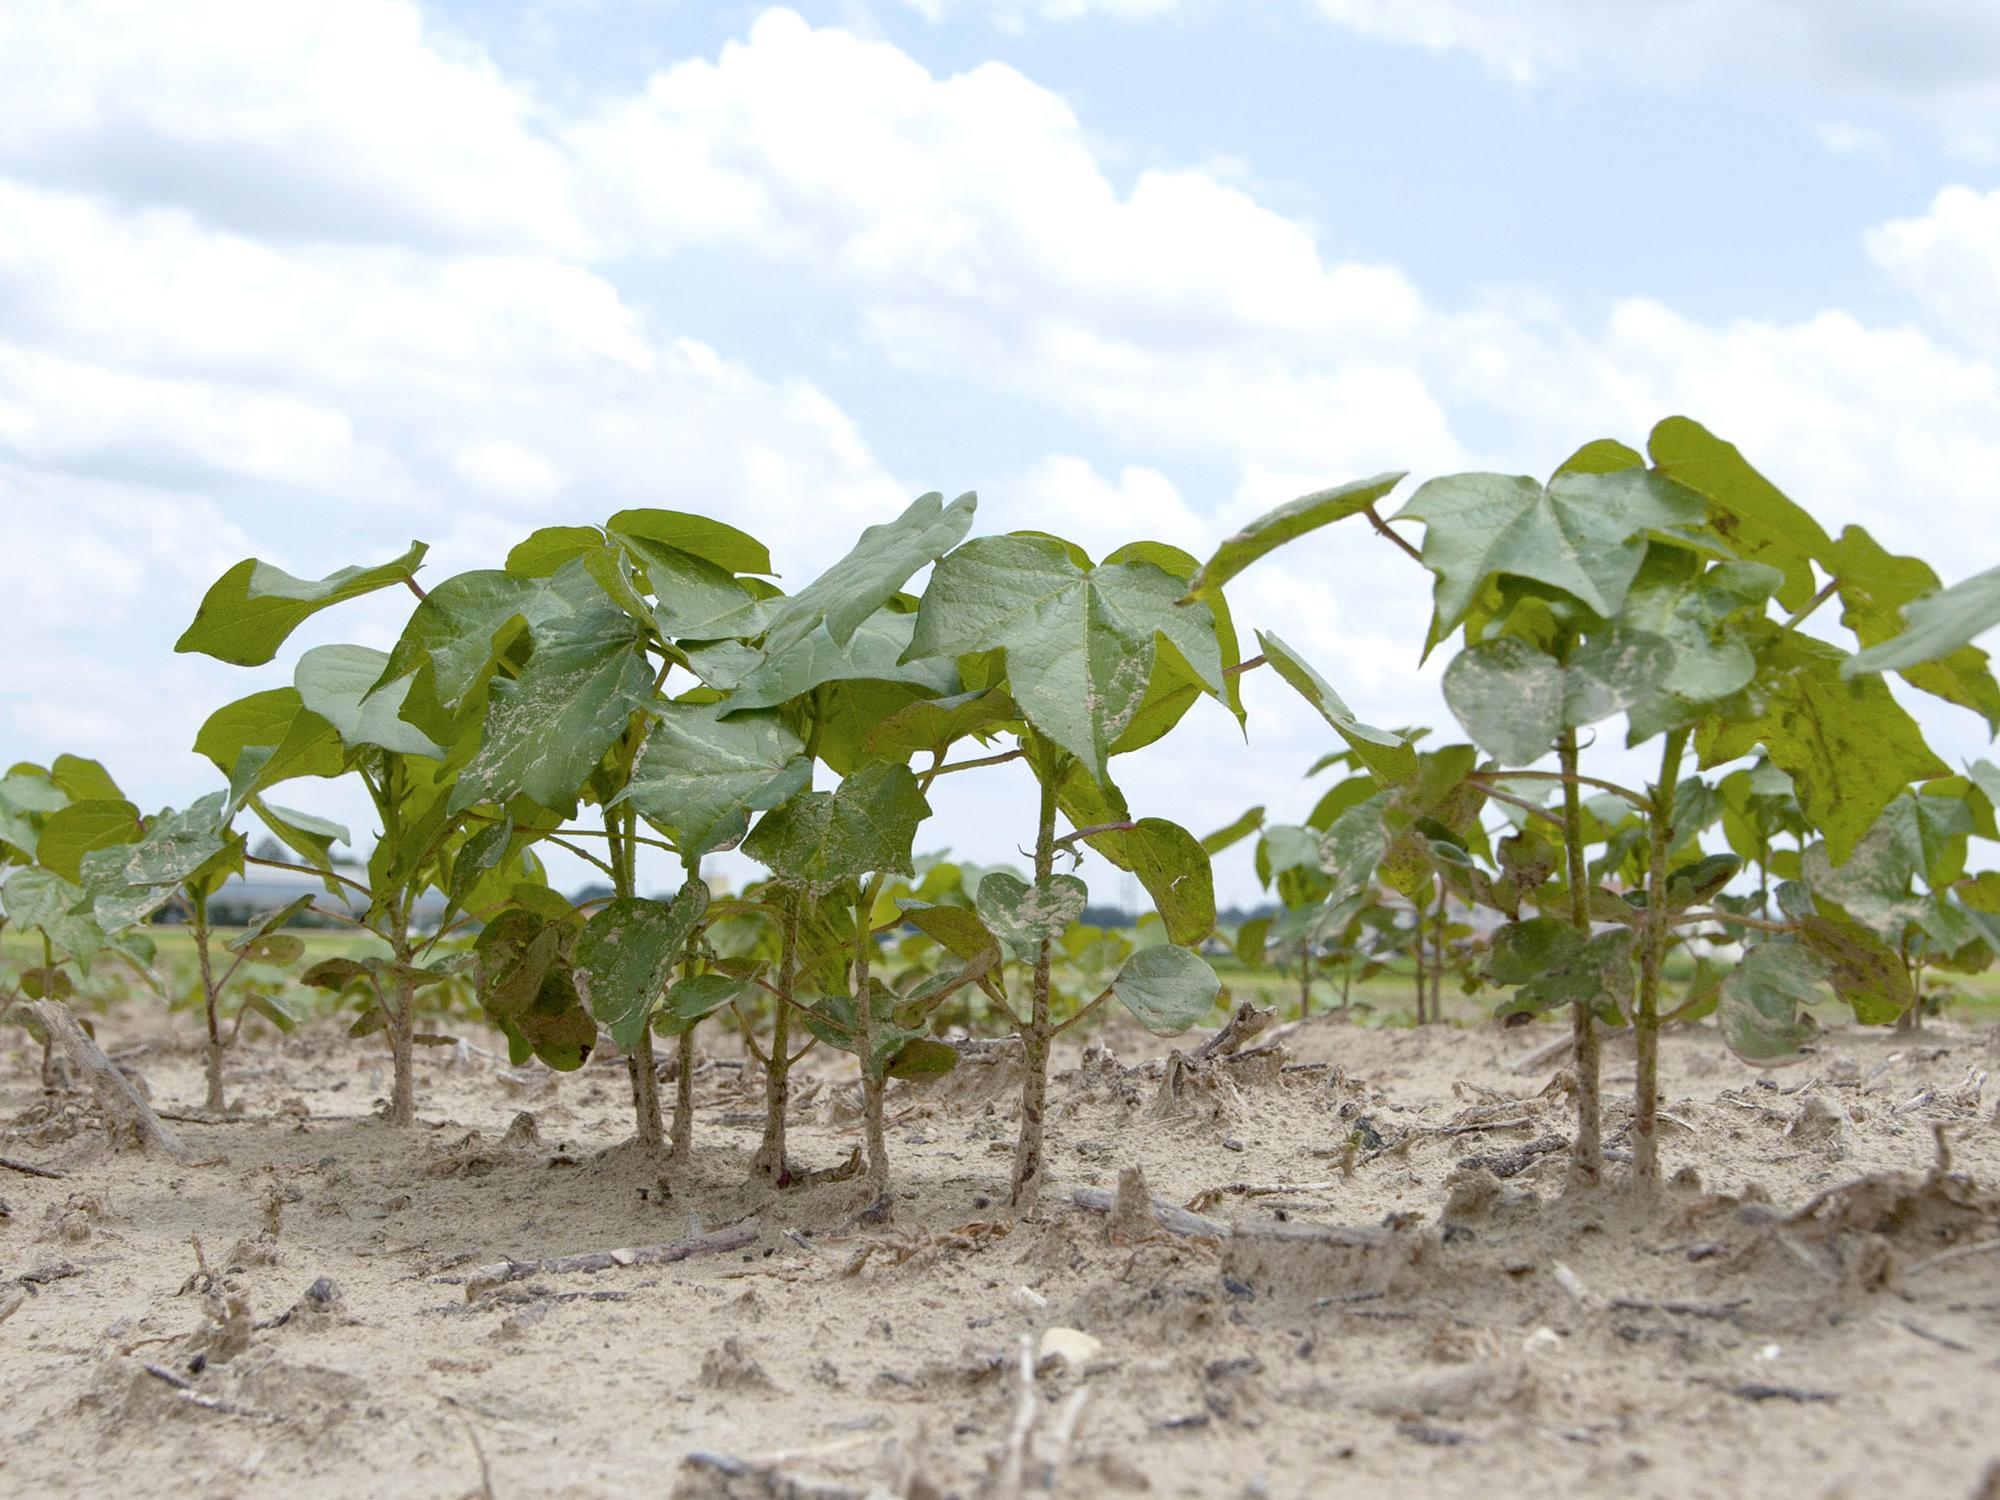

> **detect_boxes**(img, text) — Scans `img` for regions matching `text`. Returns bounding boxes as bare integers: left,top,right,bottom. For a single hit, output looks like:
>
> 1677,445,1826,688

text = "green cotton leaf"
0,769,66,816
1106,540,1248,726
1883,790,1974,889
194,688,341,787
227,704,349,800
506,526,600,578
474,910,565,1015
1666,853,1742,909
1792,913,1912,1024
1619,552,1785,740
1110,943,1221,1035
444,815,514,923
176,541,428,666
581,542,661,630
1802,824,1925,942
1082,817,1215,946
975,870,1088,960
250,798,349,872
1318,794,1391,903
1647,416,1833,613
863,687,1019,759
1444,629,1674,766
1717,942,1825,1063
1844,559,2000,689
448,593,653,815
620,702,811,859
298,956,369,992
1443,639,1564,766
1392,468,1705,636
1180,472,1406,604
1307,774,1380,832
1919,895,1985,958
726,611,957,712
1550,438,1644,477
242,992,301,1034
573,882,711,1052
376,570,545,710
809,680,935,777
743,761,930,887
1256,631,1416,785
34,799,140,883
657,973,747,1035
1568,632,1680,724
1260,824,1325,889
906,534,1223,783
886,1037,960,1080
621,536,768,641
2,867,105,968
1511,928,1636,1021
295,645,445,759
77,800,232,930
760,491,977,656
1698,628,1947,864
227,894,316,949
1485,917,1585,985
1959,870,2000,914
229,932,305,965
681,639,764,692
504,966,597,1072
50,755,122,803
796,990,925,1070
606,508,773,576
1108,633,1218,754
1826,527,2000,732
1234,915,1271,965
1201,805,1265,856
898,903,1002,965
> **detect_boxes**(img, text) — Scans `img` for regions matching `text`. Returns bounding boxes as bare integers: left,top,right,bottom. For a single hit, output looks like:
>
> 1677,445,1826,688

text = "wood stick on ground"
1037,1386,1091,1493
1192,1002,1274,1064
1901,1237,2000,1279
28,1001,189,1162
464,1220,760,1300
1607,1296,1748,1321
140,1362,277,1421
1458,1134,1568,1179
0,1155,65,1179
998,1333,1037,1500
1511,1031,1575,1074
441,1397,497,1500
1071,1186,1229,1238
1511,1023,1632,1076
1186,1181,1339,1212
672,1452,867,1500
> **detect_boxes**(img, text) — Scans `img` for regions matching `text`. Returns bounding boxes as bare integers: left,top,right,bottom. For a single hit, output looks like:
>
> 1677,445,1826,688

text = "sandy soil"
3,1007,1999,1500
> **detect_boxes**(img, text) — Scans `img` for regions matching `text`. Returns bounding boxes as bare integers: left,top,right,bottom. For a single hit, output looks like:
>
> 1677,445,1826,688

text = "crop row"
4,415,1998,1201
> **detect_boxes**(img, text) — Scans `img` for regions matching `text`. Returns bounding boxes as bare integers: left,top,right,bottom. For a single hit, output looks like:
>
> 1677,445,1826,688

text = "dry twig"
464,1220,760,1300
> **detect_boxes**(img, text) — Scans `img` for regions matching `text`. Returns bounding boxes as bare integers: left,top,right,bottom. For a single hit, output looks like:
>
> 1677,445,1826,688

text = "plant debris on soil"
5,1007,2000,1499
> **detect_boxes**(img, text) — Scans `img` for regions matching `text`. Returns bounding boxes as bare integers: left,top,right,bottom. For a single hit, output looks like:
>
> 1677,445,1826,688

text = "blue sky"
3,0,1998,906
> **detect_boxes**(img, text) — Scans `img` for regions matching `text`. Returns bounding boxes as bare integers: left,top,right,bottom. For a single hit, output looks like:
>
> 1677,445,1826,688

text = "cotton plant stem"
386,906,418,1128
1633,727,1691,1187
753,893,800,1184
670,858,703,1163
191,893,227,1114
853,870,891,1195
1009,771,1060,1213
608,804,663,1152
1558,729,1601,1185
1430,878,1447,1024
